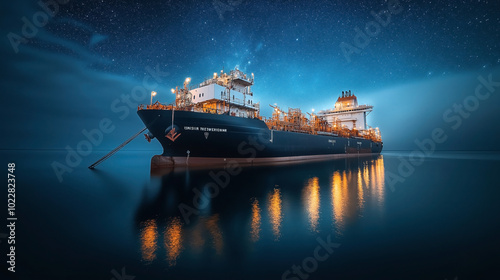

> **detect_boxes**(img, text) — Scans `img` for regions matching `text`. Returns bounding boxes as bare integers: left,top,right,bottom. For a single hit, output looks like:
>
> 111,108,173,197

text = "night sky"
1,0,500,151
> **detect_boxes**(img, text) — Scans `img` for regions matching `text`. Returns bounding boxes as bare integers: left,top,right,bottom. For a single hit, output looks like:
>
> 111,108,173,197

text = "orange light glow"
140,219,158,262
363,163,370,189
303,177,320,232
268,188,283,241
164,217,183,266
374,156,385,206
331,171,347,234
250,199,261,242
357,167,365,209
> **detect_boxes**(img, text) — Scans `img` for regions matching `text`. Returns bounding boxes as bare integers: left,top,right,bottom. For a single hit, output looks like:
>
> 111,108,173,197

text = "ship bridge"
169,67,259,118
318,90,373,130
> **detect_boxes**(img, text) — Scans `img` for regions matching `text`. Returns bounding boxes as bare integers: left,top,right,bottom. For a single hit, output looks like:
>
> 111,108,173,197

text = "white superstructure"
171,67,259,118
318,90,373,130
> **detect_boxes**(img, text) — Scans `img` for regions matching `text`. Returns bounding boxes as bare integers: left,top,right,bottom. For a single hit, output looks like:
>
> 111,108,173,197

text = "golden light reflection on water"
205,214,224,255
250,199,261,242
371,164,377,189
331,156,386,235
268,188,283,241
303,177,320,232
140,156,386,265
357,167,365,209
331,171,348,234
164,217,183,266
140,219,158,262
375,157,385,205
363,163,370,187
367,157,385,206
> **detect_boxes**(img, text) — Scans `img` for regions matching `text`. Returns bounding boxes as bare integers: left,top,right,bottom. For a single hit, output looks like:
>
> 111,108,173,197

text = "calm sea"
1,150,499,280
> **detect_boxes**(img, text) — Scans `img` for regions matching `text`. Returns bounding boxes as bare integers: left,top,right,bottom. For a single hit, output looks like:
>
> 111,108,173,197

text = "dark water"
1,150,500,280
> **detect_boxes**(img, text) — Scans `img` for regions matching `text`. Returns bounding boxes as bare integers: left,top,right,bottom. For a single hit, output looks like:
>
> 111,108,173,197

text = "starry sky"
1,0,500,151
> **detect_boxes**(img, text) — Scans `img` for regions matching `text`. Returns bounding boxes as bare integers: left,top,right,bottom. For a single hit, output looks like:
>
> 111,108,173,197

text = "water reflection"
136,155,386,266
190,219,206,251
332,171,348,234
205,214,224,255
374,157,385,206
357,167,365,209
164,217,183,266
139,219,158,262
250,199,261,242
330,156,386,235
268,188,283,241
303,177,320,232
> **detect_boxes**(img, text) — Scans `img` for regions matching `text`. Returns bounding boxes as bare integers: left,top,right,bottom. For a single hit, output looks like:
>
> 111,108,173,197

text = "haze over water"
2,150,499,279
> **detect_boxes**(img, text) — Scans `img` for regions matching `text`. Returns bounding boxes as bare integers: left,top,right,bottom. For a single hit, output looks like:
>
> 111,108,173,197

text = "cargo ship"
137,68,382,167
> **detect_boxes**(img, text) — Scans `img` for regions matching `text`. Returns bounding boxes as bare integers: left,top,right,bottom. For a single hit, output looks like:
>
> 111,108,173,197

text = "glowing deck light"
171,88,175,94
150,91,157,105
185,77,191,83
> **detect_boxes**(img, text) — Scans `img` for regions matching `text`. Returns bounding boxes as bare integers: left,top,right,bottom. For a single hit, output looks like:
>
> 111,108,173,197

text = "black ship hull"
137,109,383,167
